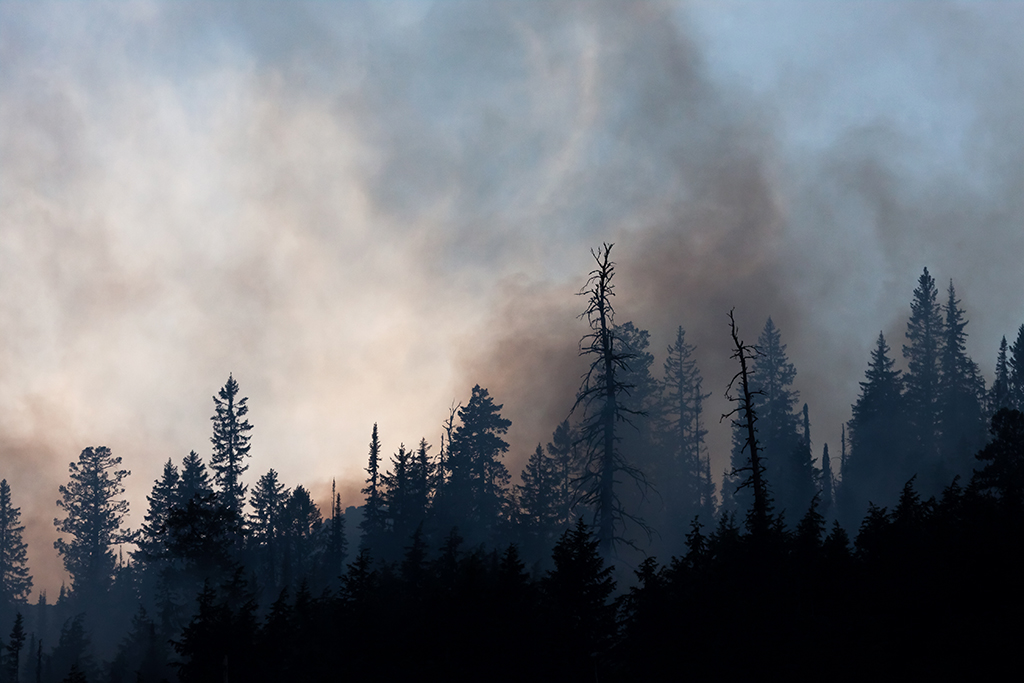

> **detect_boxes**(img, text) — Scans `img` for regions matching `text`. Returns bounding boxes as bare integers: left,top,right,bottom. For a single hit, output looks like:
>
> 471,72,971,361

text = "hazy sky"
3,0,1023,596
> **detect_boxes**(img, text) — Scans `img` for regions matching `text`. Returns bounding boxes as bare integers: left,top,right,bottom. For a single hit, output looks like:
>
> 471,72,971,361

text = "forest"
0,244,1023,681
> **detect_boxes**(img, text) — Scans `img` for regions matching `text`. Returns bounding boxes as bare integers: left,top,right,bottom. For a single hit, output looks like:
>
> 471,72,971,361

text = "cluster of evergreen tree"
2,251,1024,680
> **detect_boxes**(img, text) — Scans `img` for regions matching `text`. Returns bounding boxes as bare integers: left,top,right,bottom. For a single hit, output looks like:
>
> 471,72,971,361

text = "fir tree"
210,374,253,516
383,443,414,541
6,612,25,683
137,460,179,561
53,447,130,604
281,486,322,589
839,332,908,527
359,423,387,552
322,482,347,587
903,268,943,463
937,280,986,477
989,336,1011,414
660,325,712,531
1009,325,1024,411
545,420,579,529
0,481,31,609
447,385,512,546
177,451,214,504
249,469,289,588
516,444,559,562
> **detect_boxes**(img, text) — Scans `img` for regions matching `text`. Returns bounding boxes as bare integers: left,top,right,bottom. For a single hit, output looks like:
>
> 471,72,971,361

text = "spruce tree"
0,480,32,609
516,444,559,562
359,423,387,552
839,332,907,527
249,469,289,588
545,420,578,529
210,374,253,516
382,444,413,541
990,336,1011,414
53,447,130,604
1007,325,1024,411
660,326,712,531
137,460,179,561
448,385,512,546
177,451,214,503
937,280,986,478
6,612,25,683
903,268,943,464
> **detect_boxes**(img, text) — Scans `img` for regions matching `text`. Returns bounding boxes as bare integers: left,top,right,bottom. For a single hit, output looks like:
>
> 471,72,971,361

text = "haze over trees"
0,253,1022,680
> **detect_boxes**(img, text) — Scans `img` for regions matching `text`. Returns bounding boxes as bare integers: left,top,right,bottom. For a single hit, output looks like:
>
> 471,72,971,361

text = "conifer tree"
408,439,433,531
1007,325,1024,411
177,451,214,503
53,447,130,603
448,385,512,546
0,480,31,608
137,460,179,561
573,243,647,553
359,423,387,552
249,469,289,587
660,326,712,529
383,444,413,541
545,420,579,529
281,486,322,588
990,336,1011,414
210,374,253,516
903,268,943,463
839,332,907,527
516,444,559,561
937,280,986,476
6,611,25,683
323,482,347,586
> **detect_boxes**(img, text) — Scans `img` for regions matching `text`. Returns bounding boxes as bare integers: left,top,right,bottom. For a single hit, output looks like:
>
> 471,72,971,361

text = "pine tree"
937,280,986,479
903,267,943,463
722,310,772,536
516,444,560,562
383,444,414,542
0,481,32,609
839,332,908,527
177,451,214,504
249,469,289,588
989,336,1011,414
322,482,347,587
53,447,130,603
1009,325,1024,412
448,385,512,546
545,420,579,529
280,486,322,589
359,423,387,552
210,374,253,516
6,612,25,683
660,326,712,531
137,460,180,561
573,243,647,553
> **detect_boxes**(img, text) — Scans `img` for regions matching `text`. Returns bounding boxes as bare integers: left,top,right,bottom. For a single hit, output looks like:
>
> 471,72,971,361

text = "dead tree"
722,309,772,536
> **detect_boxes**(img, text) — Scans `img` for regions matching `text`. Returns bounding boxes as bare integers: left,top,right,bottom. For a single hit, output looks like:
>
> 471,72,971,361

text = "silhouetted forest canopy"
2,249,1024,681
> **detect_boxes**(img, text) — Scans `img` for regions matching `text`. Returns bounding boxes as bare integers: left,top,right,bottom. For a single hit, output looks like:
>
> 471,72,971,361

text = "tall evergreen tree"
359,423,387,552
516,444,560,563
249,469,289,588
137,460,180,561
382,444,414,542
660,326,713,533
6,611,25,683
546,420,579,529
0,481,31,610
903,267,943,465
177,451,214,504
1007,324,1024,411
447,385,512,546
53,447,130,604
839,332,908,527
937,280,986,479
280,486,322,589
990,336,1011,414
322,481,347,587
210,374,253,516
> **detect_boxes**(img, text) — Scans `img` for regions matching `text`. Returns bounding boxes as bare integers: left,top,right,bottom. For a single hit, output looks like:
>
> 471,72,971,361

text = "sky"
2,0,1024,597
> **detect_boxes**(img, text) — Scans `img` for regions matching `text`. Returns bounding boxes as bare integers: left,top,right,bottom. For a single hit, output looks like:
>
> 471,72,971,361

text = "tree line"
0,245,1022,680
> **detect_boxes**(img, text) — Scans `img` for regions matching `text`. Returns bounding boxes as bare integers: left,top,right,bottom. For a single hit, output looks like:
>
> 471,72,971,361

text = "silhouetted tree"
136,460,179,562
48,615,94,683
447,385,512,546
722,310,772,535
210,374,252,516
249,469,289,589
53,447,130,605
903,267,943,464
1009,325,1024,411
280,486,322,589
974,408,1024,510
177,450,214,504
322,481,347,588
840,332,908,527
515,445,561,563
573,243,648,553
6,612,25,683
989,336,1011,414
937,280,986,479
0,481,31,611
359,423,387,553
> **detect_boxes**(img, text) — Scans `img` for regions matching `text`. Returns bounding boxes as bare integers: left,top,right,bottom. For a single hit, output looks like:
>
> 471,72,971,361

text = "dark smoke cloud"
2,1,1023,594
